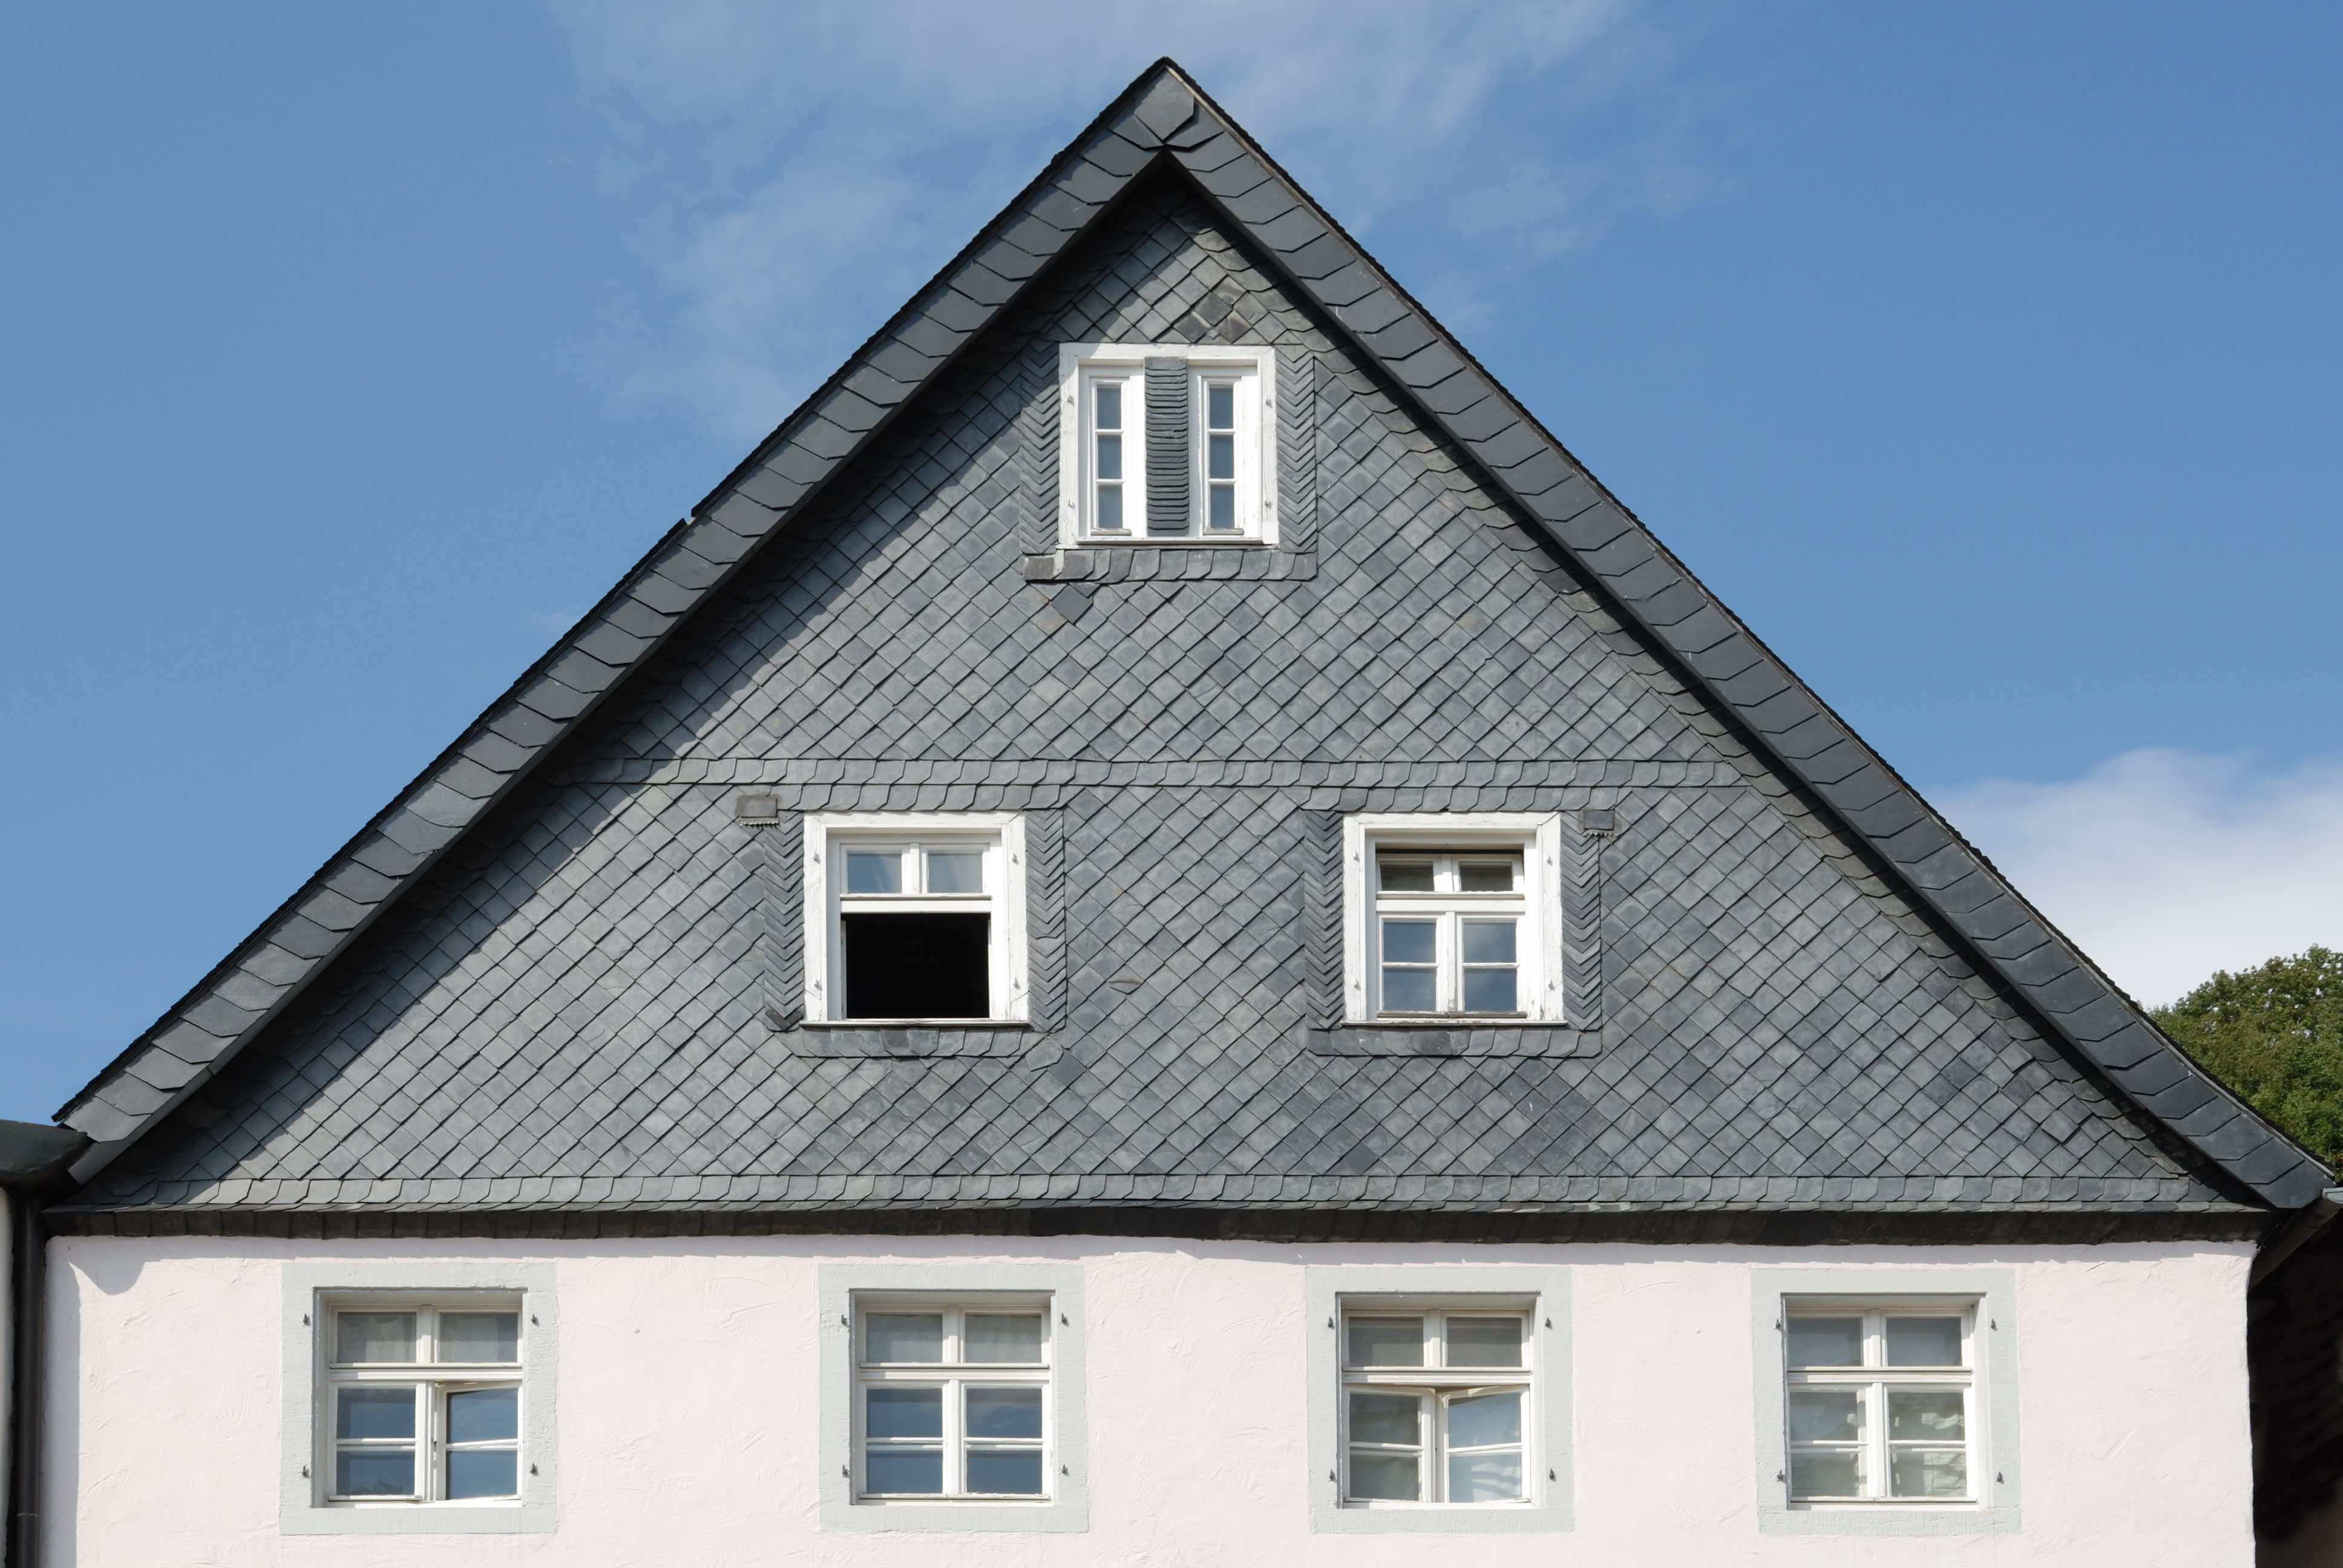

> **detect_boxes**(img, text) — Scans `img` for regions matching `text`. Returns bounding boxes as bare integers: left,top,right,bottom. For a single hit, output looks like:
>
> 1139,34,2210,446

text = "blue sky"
3,2,2339,1120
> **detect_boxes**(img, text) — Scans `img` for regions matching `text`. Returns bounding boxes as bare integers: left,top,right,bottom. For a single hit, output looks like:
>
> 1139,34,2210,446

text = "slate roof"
52,61,2328,1216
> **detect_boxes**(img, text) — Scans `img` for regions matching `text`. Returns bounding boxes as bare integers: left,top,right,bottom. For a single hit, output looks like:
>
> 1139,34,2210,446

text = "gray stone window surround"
1304,1264,1574,1534
818,1262,1089,1533
279,1259,558,1537
1749,1266,2020,1536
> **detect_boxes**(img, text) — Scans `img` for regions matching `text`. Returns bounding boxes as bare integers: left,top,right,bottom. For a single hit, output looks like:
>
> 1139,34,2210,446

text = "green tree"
2153,946,2343,1169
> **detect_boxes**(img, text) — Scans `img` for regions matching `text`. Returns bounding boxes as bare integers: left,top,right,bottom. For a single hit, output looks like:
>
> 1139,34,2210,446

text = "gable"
53,62,2325,1217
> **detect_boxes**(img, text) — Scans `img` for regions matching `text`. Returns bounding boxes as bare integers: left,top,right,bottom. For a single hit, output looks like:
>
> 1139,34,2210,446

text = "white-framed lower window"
1340,814,1563,1023
855,1299,1052,1501
1057,342,1277,544
1342,1303,1534,1505
1784,1302,1974,1503
819,1263,1087,1534
1751,1269,2019,1537
1305,1266,1572,1535
323,1299,523,1503
281,1261,556,1536
802,812,1027,1024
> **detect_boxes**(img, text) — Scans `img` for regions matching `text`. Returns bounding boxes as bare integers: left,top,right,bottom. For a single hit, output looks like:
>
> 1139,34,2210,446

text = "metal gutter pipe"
0,1122,89,1568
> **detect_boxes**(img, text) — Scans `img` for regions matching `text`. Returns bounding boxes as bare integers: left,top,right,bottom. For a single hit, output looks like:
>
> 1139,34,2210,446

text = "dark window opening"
844,913,990,1019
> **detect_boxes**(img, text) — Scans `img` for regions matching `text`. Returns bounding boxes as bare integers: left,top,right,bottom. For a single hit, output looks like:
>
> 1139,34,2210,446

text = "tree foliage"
2153,946,2343,1169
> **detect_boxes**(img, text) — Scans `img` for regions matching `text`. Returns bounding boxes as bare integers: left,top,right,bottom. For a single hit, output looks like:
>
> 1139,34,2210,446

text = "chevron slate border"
52,59,2326,1210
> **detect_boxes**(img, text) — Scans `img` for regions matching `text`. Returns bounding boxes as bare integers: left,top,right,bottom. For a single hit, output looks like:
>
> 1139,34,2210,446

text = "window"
321,1298,522,1505
803,813,1027,1024
1058,342,1277,544
1341,814,1564,1024
1750,1270,2018,1537
819,1263,1087,1534
1342,1304,1534,1506
1784,1303,1974,1504
854,1299,1053,1503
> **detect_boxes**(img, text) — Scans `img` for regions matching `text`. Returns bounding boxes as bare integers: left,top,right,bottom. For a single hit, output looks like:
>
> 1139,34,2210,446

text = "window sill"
773,1013,1037,1058
1023,547,1314,583
1303,1022,1597,1058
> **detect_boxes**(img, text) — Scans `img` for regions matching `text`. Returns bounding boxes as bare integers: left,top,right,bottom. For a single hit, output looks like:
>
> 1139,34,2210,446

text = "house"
4,58,2338,1566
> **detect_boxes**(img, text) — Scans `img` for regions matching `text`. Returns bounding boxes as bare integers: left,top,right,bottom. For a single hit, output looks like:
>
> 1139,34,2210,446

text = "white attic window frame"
1056,342,1278,546
1341,814,1565,1024
801,812,1029,1025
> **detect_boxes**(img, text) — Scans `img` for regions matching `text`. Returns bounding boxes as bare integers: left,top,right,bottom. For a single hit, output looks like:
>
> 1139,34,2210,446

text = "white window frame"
819,1263,1088,1534
1751,1269,2021,1537
1783,1299,1976,1506
321,1298,525,1505
1056,342,1279,546
1340,814,1564,1024
280,1261,556,1537
1305,1266,1573,1535
1339,1301,1536,1508
852,1298,1054,1503
802,812,1028,1024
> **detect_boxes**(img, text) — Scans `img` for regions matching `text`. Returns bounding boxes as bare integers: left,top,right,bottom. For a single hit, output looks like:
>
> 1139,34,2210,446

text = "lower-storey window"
1784,1301,1976,1503
323,1298,522,1503
856,1298,1052,1502
1341,1301,1533,1506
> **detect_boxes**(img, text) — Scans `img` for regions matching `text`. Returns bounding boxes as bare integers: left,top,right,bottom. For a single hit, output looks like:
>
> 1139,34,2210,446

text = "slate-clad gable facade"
64,178,2240,1220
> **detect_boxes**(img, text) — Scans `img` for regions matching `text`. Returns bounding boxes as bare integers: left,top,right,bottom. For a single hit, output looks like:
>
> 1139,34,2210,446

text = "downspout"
0,1122,89,1568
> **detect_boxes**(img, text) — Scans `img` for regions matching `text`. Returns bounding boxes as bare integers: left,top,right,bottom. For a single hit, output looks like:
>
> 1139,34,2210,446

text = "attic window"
1058,343,1276,544
804,814,1029,1024
1340,814,1565,1024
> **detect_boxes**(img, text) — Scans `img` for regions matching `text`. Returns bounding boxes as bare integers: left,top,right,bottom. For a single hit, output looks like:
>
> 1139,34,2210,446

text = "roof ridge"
56,59,2328,1207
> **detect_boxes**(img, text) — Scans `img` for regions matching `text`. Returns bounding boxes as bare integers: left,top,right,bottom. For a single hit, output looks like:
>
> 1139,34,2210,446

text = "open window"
803,813,1028,1024
1339,1299,1536,1508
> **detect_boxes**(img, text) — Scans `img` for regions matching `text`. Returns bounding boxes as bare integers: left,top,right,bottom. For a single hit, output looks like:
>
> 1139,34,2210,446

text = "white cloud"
1938,749,2343,1008
548,0,1700,437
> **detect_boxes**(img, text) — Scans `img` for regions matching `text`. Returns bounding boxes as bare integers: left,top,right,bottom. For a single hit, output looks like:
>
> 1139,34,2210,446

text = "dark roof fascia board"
54,60,2329,1210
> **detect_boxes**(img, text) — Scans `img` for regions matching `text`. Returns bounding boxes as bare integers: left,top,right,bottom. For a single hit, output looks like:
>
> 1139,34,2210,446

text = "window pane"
966,1386,1043,1440
866,1386,943,1439
1448,1449,1524,1502
336,1386,416,1440
925,849,985,895
1348,1451,1420,1501
1890,1447,1970,1498
438,1312,519,1364
968,1448,1045,1495
1446,1390,1521,1449
1207,484,1235,531
1462,969,1518,1012
1208,431,1234,481
845,850,902,895
1096,431,1122,480
1346,1317,1425,1369
1096,483,1123,531
1458,859,1516,892
1446,1316,1523,1368
865,1315,944,1364
1380,920,1435,964
1885,1317,1964,1367
1207,383,1233,429
1460,920,1515,964
335,1448,415,1497
1786,1316,1863,1368
1789,1448,1863,1500
842,913,990,1019
336,1312,415,1364
1889,1390,1965,1442
1348,1390,1423,1445
1095,383,1120,430
448,1447,519,1500
964,1313,1044,1364
1787,1388,1865,1445
865,1447,943,1494
448,1387,519,1444
1381,969,1436,1011
1377,858,1435,892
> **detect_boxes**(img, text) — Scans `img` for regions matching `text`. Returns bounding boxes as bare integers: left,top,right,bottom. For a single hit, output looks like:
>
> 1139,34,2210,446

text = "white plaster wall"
46,1233,2253,1567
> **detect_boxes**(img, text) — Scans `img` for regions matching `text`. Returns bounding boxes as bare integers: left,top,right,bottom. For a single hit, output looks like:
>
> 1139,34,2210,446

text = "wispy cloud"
548,0,1703,440
1939,749,2343,1008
